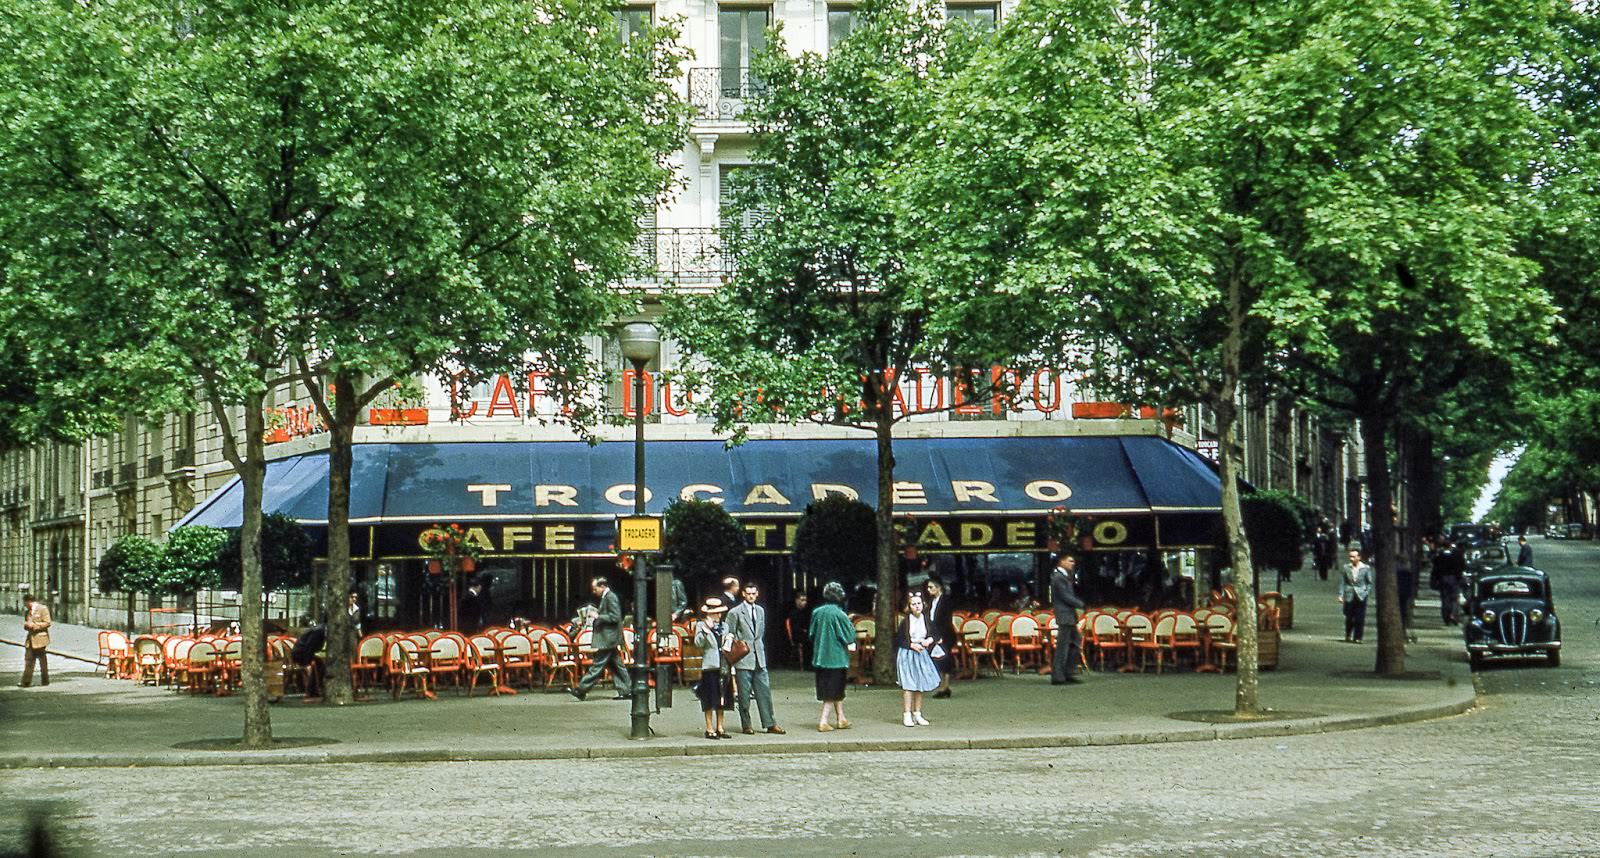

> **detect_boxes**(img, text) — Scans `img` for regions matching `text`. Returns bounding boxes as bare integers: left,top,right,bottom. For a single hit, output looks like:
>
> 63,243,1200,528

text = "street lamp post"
619,321,660,740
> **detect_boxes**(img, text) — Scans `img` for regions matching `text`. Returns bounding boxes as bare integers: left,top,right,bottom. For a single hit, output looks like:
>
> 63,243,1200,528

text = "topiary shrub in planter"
98,534,166,631
663,498,746,598
793,495,878,587
1241,489,1310,590
219,512,315,601
162,526,229,630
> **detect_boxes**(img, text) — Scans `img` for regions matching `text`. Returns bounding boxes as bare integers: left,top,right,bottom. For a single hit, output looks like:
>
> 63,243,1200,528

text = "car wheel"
1469,652,1484,670
1547,650,1560,667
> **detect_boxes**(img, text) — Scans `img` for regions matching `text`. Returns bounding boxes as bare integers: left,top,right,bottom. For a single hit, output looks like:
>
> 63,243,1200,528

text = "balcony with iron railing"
628,227,731,283
688,67,764,122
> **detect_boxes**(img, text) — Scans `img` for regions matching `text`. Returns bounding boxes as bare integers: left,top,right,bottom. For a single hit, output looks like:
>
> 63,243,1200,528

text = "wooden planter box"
263,427,291,444
1257,627,1280,670
369,407,429,426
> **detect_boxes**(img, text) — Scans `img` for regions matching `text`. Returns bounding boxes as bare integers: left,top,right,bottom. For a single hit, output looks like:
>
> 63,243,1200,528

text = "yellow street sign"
617,516,662,552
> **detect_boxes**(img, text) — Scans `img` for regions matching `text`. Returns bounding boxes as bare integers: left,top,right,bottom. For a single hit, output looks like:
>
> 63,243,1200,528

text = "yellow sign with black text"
617,516,663,552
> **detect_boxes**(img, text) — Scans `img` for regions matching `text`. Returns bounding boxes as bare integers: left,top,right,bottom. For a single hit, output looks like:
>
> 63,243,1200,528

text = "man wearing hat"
1050,553,1085,685
569,576,631,701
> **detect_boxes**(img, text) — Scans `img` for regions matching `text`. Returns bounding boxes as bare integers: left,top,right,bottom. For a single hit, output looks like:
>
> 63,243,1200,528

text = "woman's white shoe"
913,711,930,726
902,712,915,727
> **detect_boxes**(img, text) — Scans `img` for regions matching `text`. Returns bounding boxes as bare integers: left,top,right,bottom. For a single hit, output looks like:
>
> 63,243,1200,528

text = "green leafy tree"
662,499,746,591
96,535,165,632
277,0,686,705
1,0,691,733
793,496,878,586
664,0,1054,683
908,0,1563,701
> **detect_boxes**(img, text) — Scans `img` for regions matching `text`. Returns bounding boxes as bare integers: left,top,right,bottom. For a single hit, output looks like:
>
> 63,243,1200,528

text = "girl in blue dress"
895,591,941,727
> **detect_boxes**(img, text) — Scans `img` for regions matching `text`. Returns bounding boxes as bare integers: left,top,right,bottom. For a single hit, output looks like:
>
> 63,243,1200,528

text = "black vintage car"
1464,568,1562,668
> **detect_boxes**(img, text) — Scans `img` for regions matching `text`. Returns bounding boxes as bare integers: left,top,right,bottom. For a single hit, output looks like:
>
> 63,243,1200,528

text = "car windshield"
1480,579,1542,599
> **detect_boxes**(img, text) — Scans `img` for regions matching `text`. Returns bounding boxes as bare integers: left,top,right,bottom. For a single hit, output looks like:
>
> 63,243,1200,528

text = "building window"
614,4,653,44
719,5,769,96
945,2,998,29
828,4,859,49
718,164,772,233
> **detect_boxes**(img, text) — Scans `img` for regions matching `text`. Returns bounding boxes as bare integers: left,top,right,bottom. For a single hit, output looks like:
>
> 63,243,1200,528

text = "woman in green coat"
808,581,857,732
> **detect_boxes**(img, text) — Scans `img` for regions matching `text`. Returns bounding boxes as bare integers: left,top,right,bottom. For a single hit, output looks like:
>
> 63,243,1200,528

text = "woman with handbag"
694,598,734,739
895,591,941,727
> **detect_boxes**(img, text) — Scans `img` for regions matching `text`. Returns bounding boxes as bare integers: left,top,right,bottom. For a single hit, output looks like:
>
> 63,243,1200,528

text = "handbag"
723,639,751,665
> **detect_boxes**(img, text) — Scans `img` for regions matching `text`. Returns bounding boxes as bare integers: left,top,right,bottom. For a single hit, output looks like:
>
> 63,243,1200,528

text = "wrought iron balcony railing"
628,227,731,282
688,67,764,121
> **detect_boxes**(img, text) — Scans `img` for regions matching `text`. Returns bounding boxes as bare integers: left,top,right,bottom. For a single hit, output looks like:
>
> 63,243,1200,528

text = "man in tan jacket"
19,593,51,687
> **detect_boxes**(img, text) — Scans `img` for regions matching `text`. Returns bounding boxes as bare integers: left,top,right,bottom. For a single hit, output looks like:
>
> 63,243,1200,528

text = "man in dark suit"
1516,536,1533,567
925,577,957,698
1050,554,1085,685
458,574,491,634
569,576,631,701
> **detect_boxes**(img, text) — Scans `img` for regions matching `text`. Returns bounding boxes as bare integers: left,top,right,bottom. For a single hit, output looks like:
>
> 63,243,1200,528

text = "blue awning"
178,435,1221,527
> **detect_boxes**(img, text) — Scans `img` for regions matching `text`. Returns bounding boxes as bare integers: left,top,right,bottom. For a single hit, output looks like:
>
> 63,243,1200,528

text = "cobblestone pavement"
2,537,1595,856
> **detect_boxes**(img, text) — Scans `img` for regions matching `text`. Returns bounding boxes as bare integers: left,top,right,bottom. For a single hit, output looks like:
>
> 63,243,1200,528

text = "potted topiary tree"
97,534,166,632
219,512,315,620
793,495,878,590
161,526,230,632
662,498,746,598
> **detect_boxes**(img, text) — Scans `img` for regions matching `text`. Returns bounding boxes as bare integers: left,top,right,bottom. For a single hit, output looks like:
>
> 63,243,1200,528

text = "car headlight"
1481,609,1496,624
1529,609,1544,624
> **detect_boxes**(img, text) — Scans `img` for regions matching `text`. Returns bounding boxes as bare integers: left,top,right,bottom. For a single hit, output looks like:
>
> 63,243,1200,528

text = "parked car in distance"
1464,568,1561,669
1449,522,1492,544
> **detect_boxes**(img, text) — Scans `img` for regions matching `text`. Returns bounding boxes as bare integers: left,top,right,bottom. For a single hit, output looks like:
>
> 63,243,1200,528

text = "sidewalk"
0,576,1477,769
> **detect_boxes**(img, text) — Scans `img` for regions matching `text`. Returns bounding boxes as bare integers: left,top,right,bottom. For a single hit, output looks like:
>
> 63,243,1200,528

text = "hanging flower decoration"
1044,507,1094,550
896,515,920,559
422,523,484,573
611,544,635,572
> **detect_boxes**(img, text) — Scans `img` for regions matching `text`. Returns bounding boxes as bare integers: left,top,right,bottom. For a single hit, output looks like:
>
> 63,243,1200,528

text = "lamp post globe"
619,321,661,367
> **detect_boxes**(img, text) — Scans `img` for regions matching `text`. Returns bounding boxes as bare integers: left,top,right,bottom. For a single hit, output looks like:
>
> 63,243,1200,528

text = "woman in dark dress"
693,598,733,739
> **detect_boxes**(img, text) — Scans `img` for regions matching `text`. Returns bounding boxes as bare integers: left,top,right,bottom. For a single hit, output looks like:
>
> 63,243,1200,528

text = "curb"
0,682,1479,770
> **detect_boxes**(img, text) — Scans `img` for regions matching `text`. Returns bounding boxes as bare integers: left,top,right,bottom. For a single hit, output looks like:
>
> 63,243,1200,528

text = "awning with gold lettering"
178,436,1224,552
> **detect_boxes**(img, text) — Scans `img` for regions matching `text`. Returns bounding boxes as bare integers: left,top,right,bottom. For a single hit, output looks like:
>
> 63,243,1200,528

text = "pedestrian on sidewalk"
808,581,855,732
18,593,51,688
693,598,733,739
1433,541,1464,625
1339,550,1375,642
1516,535,1533,567
1050,553,1085,684
924,577,956,699
729,582,784,735
568,576,631,701
895,591,939,727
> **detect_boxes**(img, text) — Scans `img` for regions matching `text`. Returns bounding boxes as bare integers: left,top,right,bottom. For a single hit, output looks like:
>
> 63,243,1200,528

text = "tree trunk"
871,417,899,687
320,369,359,706
238,392,273,747
126,593,136,634
1361,414,1406,675
1218,263,1260,717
